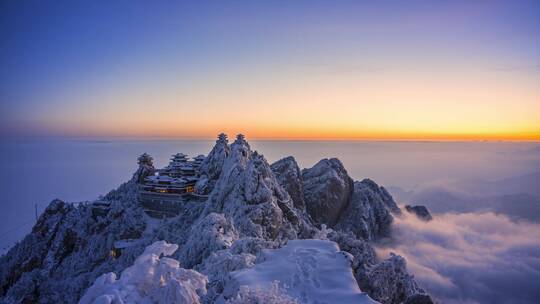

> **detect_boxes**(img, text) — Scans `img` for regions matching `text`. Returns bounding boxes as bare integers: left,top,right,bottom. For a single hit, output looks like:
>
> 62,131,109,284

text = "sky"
1,0,539,140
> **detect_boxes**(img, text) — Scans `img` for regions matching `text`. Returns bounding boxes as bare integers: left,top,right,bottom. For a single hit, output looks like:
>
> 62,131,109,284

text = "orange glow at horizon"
3,1,539,143
38,121,540,141
33,67,539,142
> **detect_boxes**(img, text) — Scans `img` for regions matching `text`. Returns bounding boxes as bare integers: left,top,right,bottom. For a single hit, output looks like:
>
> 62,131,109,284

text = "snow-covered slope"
81,240,377,304
228,239,377,304
0,134,432,304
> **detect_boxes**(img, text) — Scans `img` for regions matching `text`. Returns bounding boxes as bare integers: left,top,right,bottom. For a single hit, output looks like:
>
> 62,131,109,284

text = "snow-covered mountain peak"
0,134,433,304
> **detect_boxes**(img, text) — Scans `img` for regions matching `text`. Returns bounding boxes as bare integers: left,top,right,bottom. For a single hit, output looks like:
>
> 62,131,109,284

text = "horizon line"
2,134,540,143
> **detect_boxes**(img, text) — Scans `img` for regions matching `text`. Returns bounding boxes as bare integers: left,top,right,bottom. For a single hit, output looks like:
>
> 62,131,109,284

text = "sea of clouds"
376,211,540,304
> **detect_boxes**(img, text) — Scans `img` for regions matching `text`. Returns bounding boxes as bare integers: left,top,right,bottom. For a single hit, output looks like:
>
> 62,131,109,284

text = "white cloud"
376,212,540,304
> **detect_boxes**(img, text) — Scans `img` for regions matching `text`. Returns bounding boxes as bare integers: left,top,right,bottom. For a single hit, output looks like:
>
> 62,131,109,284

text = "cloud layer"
376,212,540,304
388,171,540,223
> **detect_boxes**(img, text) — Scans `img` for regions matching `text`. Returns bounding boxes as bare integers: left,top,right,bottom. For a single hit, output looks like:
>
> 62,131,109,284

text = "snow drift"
79,241,208,304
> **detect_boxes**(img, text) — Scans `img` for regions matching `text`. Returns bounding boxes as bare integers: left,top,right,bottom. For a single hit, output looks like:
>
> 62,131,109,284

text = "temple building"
158,153,196,177
193,154,205,167
137,151,207,218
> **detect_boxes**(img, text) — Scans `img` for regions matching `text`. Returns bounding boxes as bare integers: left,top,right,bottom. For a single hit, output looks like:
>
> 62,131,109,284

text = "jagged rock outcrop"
0,133,431,304
360,179,402,214
0,200,73,301
405,205,433,221
271,156,306,210
301,159,398,241
302,158,354,226
328,230,377,274
334,180,397,241
197,237,278,302
358,253,432,304
271,156,317,237
0,186,150,303
203,134,300,241
178,213,239,268
196,133,231,194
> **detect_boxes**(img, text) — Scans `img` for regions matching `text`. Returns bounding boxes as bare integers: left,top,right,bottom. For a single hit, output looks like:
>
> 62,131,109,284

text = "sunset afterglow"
1,1,539,140
2,2,540,303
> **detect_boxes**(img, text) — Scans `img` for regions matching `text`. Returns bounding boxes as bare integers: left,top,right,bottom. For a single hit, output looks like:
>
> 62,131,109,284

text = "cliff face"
302,158,354,226
195,133,231,195
271,156,306,211
334,180,398,241
200,134,302,242
0,134,432,304
301,159,400,241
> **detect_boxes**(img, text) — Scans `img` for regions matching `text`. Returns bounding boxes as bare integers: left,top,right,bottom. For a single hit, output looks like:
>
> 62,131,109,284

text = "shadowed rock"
302,158,354,226
271,156,306,210
195,133,231,194
203,134,300,240
405,205,433,221
358,253,431,304
334,180,396,241
359,179,401,214
404,293,434,304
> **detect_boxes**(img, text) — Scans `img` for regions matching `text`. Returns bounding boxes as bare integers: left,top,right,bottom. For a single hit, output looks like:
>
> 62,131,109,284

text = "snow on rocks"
358,253,432,304
0,199,74,300
0,133,433,304
225,239,378,304
0,183,149,303
79,241,208,304
358,179,401,215
271,156,318,237
196,133,231,194
197,249,258,302
334,180,396,241
271,156,306,210
196,237,282,302
178,213,239,268
203,135,298,240
301,160,398,241
328,230,377,275
302,158,354,226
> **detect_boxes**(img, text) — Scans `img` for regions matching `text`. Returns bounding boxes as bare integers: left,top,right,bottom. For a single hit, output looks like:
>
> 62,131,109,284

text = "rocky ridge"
0,134,432,304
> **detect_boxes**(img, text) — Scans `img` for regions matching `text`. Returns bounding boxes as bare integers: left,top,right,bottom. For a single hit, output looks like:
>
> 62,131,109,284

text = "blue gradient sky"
1,0,539,139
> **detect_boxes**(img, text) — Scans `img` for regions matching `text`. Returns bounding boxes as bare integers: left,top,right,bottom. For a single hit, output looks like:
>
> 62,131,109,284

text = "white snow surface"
230,239,378,304
79,241,208,304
